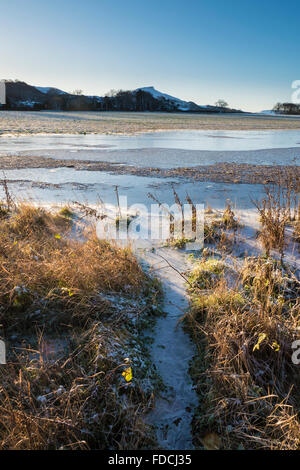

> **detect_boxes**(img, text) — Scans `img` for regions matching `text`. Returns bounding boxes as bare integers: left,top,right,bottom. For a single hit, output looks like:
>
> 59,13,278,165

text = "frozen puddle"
140,247,197,450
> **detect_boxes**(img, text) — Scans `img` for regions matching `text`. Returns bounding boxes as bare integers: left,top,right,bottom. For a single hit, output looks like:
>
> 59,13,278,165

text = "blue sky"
1,0,299,111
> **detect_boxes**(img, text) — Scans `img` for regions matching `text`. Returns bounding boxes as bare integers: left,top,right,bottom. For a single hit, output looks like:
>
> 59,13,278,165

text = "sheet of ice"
0,129,300,152
1,167,266,210
2,130,300,168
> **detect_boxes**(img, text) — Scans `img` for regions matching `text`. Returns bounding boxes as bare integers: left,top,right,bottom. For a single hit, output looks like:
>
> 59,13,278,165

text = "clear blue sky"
1,0,299,111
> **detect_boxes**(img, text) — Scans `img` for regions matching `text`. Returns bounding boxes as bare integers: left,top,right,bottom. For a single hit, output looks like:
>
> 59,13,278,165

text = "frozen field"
1,129,300,168
0,127,298,208
0,110,300,136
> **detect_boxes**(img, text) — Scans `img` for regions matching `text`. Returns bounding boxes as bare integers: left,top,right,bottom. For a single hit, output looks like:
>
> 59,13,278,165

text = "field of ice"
1,129,300,168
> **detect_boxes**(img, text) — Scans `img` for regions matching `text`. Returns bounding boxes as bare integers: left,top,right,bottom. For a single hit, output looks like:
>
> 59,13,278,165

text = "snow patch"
18,100,40,108
35,86,67,95
137,86,185,104
260,110,276,115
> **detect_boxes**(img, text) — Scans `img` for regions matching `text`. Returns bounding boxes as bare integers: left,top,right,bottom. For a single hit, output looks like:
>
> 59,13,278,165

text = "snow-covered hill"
135,86,204,111
35,86,67,95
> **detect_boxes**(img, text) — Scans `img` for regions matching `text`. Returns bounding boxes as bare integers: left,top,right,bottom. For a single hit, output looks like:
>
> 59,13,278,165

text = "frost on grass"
182,175,300,449
184,252,300,450
0,203,162,450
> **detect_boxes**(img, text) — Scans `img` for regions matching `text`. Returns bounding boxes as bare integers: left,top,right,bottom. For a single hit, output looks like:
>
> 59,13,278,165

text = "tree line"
273,102,300,115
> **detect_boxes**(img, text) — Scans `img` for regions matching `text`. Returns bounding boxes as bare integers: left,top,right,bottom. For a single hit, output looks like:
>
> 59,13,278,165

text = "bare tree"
105,89,120,98
215,99,228,108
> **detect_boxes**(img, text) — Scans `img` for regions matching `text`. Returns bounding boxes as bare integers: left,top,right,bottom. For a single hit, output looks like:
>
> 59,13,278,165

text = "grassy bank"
186,257,299,449
184,188,300,450
0,202,162,450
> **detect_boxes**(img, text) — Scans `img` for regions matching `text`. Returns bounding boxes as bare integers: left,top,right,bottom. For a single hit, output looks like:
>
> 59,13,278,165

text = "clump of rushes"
252,174,300,255
115,214,137,230
59,206,74,219
221,203,239,230
294,212,300,246
241,256,299,304
0,202,9,219
8,204,72,240
204,205,239,246
188,258,225,290
165,237,194,249
204,221,222,244
0,203,162,450
253,184,290,259
184,256,300,450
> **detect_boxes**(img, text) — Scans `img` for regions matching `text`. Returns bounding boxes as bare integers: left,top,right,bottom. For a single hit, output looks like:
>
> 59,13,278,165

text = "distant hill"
135,86,204,111
0,80,243,113
134,86,240,113
2,81,102,111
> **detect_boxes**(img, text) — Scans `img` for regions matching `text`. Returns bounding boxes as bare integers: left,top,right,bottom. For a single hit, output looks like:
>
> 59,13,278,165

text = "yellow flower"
253,333,267,352
122,367,132,382
55,234,61,239
272,341,280,352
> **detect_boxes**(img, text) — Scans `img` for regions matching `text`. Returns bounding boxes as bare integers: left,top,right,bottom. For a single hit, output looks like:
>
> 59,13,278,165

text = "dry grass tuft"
185,255,300,450
253,173,300,258
203,205,240,250
0,202,161,450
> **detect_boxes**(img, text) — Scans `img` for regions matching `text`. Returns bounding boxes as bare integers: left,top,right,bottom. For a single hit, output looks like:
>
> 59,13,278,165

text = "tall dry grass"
184,256,300,449
0,202,161,450
253,171,300,257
